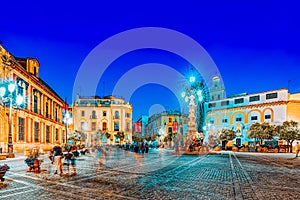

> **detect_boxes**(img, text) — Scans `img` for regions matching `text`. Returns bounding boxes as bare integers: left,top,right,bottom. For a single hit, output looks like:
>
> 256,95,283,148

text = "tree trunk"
289,140,294,153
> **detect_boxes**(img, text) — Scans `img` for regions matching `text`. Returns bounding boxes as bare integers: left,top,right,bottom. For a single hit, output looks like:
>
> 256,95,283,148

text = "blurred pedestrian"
141,143,145,154
54,152,64,176
159,144,164,157
145,143,149,153
295,142,300,157
65,150,76,175
175,142,180,156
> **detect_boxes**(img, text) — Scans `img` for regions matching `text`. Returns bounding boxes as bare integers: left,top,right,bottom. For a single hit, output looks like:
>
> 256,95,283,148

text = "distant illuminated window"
222,119,228,123
251,116,258,121
236,117,242,122
234,98,244,104
266,93,278,100
265,115,271,119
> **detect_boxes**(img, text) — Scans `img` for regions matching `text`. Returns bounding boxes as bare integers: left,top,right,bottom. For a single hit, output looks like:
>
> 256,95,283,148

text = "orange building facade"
0,45,66,153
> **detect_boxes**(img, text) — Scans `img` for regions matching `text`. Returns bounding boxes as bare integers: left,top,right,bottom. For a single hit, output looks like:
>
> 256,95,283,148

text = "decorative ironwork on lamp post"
63,110,72,145
0,80,24,155
181,73,208,146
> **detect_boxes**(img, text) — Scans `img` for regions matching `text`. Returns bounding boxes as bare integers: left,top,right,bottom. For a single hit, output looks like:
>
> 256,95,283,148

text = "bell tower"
209,76,225,101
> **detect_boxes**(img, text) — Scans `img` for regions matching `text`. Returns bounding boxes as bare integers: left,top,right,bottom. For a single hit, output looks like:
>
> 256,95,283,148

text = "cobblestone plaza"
1,149,300,200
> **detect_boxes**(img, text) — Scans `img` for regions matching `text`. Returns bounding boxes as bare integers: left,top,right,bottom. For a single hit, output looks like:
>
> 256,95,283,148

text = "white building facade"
72,95,133,145
205,86,300,146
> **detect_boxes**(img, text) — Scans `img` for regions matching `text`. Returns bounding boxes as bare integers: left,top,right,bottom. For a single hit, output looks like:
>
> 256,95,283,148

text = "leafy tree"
132,132,143,143
115,131,125,144
248,122,275,144
276,121,300,153
68,130,87,143
144,133,158,142
218,128,236,147
248,122,263,143
93,129,105,144
173,132,184,144
105,132,111,139
163,135,171,143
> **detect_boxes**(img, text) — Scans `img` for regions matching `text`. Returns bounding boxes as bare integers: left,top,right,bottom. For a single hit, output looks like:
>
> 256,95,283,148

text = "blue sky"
1,1,300,121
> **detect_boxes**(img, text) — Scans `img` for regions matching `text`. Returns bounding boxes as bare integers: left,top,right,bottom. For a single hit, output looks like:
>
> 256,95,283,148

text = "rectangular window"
265,115,271,119
249,95,260,102
46,126,50,143
234,98,244,104
34,122,39,142
221,100,229,106
55,128,59,142
210,120,214,124
222,119,228,123
126,122,130,132
34,95,38,113
92,122,96,131
81,110,85,117
103,111,107,117
46,102,49,118
55,108,58,121
114,122,119,131
251,116,258,121
62,130,65,143
236,117,242,122
266,93,278,100
18,117,25,141
208,103,216,108
126,113,131,118
81,122,85,130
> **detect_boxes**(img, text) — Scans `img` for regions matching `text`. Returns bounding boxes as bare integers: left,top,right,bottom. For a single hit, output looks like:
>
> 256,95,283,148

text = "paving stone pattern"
0,149,300,199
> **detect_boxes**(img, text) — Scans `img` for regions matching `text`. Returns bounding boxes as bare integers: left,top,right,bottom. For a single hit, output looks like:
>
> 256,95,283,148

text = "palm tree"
276,121,300,153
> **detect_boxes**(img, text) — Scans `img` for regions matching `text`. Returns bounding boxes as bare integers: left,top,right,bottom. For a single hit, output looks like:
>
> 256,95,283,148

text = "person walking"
141,143,145,154
295,142,300,157
65,150,76,175
55,152,64,176
145,143,149,153
52,143,62,174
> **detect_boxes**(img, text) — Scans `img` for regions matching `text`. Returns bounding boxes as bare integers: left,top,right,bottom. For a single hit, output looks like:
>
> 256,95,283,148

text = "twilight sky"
1,1,300,121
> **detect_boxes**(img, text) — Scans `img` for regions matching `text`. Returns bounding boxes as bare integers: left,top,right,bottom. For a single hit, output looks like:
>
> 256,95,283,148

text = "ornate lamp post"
63,111,72,144
0,80,24,156
181,74,208,147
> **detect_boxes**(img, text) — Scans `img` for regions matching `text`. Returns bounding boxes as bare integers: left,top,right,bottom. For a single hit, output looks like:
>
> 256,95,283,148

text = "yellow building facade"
0,45,66,153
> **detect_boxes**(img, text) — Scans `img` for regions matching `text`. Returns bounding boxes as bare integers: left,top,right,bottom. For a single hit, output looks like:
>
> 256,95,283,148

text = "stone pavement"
0,149,300,199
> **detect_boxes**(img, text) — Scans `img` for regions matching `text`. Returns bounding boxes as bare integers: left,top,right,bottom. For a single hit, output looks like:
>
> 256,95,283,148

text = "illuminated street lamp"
63,111,73,144
0,80,24,155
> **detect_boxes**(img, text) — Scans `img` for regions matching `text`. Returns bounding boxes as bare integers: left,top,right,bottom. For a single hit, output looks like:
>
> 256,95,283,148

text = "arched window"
102,122,107,131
